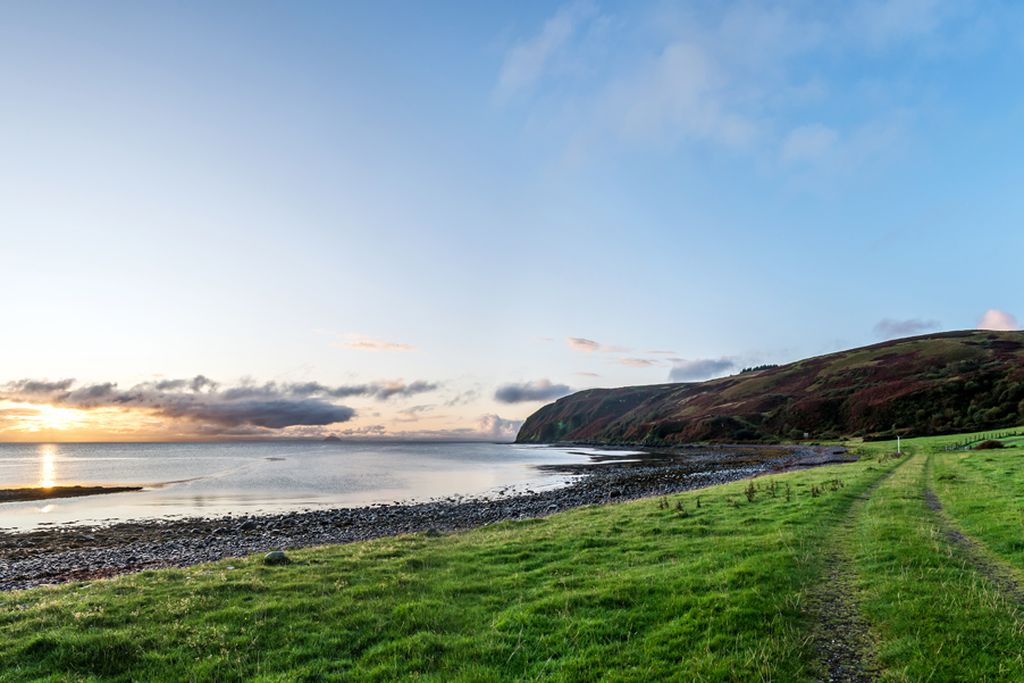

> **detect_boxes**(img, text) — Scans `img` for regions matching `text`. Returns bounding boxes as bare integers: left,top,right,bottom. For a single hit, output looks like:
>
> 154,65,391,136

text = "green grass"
851,445,1024,680
931,439,1024,574
4,428,1024,681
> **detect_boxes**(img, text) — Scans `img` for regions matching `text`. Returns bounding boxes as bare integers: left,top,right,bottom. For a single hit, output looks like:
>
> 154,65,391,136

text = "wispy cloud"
565,337,629,353
444,388,480,407
495,1,593,101
616,357,660,367
334,424,387,438
574,371,601,377
494,379,572,404
978,309,1019,331
850,0,956,50
668,358,736,382
327,415,523,441
398,404,434,416
498,1,995,168
874,317,941,338
335,334,415,352
568,338,681,369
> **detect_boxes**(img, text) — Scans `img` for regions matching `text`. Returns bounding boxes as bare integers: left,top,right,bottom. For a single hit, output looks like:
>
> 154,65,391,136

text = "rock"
263,550,291,565
239,520,257,532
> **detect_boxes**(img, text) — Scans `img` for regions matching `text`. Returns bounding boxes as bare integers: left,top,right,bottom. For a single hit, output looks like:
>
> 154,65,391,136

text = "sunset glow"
32,405,81,432
0,402,86,437
0,401,173,442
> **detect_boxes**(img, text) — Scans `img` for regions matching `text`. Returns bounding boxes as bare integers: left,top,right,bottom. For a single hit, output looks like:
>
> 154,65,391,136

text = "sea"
0,441,641,532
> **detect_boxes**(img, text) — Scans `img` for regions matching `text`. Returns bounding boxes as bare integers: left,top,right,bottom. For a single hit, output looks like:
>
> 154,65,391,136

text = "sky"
1,0,1022,442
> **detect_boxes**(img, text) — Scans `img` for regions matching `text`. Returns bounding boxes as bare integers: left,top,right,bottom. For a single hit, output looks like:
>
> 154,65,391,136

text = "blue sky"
1,1,1021,440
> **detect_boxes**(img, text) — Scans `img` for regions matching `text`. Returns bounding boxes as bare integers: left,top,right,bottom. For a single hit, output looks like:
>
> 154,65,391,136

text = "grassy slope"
4,430,1024,681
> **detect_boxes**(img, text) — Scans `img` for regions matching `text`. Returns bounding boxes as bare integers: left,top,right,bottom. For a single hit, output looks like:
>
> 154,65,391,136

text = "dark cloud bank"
494,379,572,404
0,377,438,431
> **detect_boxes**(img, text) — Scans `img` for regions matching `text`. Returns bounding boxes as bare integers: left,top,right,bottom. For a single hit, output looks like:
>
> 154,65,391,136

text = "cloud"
495,2,593,100
324,415,523,441
0,376,440,433
153,375,218,392
603,40,758,149
566,337,600,352
978,309,1019,331
373,380,439,400
335,424,388,438
444,389,480,407
494,379,573,404
335,334,415,352
874,317,941,338
616,357,661,367
850,0,952,50
781,124,839,163
574,371,600,377
567,339,675,368
499,2,996,167
478,414,523,440
397,404,435,421
165,399,354,430
565,337,629,353
0,379,75,402
279,379,438,400
668,358,736,382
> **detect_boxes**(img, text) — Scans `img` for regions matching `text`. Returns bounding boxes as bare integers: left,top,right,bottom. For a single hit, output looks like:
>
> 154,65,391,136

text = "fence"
942,429,1024,451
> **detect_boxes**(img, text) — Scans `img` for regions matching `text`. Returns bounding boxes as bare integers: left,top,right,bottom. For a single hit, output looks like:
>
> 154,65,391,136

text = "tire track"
923,456,1024,605
809,458,905,683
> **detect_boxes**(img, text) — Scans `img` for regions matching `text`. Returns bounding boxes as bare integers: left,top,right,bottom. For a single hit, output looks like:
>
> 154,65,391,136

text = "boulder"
263,550,291,565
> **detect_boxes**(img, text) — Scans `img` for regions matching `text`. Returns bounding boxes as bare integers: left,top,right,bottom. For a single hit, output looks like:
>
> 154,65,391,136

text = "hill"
516,330,1024,444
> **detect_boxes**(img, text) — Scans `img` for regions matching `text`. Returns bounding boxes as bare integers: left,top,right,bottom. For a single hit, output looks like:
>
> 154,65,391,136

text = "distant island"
518,330,1024,445
323,435,342,442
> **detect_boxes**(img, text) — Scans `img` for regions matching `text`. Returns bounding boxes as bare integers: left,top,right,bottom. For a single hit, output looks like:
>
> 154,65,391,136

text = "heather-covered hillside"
516,331,1024,444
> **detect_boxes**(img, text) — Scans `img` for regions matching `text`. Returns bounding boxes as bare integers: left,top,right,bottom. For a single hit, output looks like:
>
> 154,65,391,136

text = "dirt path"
923,455,1024,605
809,458,905,683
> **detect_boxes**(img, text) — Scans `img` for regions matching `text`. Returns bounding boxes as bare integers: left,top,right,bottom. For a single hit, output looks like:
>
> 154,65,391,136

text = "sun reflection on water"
38,443,58,488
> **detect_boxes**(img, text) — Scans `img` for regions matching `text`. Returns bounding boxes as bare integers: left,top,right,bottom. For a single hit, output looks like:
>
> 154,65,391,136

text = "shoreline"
0,444,853,591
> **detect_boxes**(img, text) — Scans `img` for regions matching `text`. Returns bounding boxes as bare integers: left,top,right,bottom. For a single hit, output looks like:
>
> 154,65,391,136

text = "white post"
897,435,901,454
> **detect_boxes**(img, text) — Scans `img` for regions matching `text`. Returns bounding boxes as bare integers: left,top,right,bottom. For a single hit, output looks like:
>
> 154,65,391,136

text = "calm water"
0,441,632,531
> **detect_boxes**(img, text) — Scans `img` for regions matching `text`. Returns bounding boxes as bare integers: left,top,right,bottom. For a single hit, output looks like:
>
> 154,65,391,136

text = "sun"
16,404,84,433
38,404,82,431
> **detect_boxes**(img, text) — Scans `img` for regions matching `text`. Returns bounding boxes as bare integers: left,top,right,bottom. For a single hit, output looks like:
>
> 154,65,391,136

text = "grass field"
3,429,1024,681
